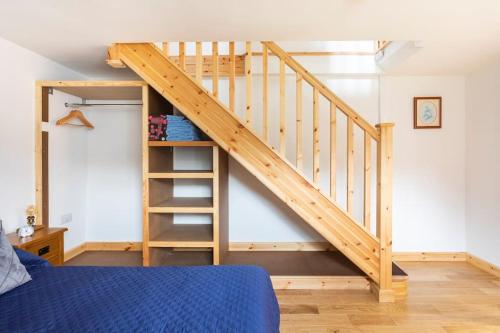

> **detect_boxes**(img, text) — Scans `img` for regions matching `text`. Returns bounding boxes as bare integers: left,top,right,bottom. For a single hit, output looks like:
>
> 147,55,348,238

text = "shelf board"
149,141,216,147
148,171,214,179
149,197,213,213
149,248,213,266
149,224,213,248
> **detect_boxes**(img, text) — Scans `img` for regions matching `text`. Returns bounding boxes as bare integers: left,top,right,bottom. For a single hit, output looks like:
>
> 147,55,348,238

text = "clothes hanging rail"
64,102,143,107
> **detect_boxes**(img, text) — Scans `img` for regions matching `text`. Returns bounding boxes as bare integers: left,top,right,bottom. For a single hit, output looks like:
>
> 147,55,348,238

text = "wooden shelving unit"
149,141,217,147
143,87,228,266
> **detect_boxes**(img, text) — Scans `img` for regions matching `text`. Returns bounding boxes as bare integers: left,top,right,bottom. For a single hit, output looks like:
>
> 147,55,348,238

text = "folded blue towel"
166,115,203,141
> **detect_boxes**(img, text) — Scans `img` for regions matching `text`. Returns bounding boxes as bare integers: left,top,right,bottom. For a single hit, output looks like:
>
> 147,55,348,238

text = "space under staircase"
107,42,395,301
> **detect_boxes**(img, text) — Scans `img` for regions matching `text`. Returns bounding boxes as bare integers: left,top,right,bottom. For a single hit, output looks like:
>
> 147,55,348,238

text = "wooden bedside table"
8,227,67,266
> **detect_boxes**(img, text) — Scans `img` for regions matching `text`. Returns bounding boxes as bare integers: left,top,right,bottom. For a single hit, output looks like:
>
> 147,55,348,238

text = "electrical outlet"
61,213,72,224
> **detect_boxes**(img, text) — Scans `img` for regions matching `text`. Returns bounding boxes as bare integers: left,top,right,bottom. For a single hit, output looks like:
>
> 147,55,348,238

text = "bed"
0,249,280,333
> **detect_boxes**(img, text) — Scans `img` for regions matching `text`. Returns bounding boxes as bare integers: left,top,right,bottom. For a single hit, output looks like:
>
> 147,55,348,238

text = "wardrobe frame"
34,80,147,229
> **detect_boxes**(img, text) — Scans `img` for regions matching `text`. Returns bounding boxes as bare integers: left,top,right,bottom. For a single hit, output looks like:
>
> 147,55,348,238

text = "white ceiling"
1,0,499,78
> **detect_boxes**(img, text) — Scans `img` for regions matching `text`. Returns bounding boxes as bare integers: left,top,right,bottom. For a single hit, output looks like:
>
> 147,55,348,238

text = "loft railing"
157,41,394,293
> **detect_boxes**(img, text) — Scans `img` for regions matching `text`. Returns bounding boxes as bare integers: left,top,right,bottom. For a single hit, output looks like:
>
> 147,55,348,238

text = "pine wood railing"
137,41,395,299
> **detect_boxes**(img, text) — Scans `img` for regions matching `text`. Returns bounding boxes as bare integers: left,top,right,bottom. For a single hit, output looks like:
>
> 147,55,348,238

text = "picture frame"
413,97,442,129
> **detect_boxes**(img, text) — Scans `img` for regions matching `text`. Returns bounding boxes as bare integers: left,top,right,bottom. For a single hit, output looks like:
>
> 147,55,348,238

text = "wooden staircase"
107,42,396,302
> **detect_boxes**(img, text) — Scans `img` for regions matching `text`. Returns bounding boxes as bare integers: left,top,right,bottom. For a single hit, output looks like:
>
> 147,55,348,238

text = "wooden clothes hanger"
56,109,94,129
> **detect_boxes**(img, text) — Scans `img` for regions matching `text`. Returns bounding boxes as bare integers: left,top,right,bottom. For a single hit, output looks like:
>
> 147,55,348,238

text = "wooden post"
313,88,320,184
375,123,394,302
179,41,186,70
212,42,219,97
195,42,202,82
330,102,336,199
296,73,303,171
279,58,286,156
245,41,252,126
229,41,235,113
363,132,371,230
263,44,269,142
347,118,354,213
162,42,169,57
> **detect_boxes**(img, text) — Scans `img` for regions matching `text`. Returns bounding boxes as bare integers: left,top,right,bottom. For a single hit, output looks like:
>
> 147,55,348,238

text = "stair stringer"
108,43,381,284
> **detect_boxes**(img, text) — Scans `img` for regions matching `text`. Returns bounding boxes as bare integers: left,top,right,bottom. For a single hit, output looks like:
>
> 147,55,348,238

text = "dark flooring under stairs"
65,250,406,277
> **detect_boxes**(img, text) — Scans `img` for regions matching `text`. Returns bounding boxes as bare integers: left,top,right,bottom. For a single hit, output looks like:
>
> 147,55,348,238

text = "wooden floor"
278,262,500,333
65,252,500,332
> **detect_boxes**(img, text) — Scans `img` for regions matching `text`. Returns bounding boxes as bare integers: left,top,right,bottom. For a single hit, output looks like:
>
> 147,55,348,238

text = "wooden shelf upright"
142,86,228,267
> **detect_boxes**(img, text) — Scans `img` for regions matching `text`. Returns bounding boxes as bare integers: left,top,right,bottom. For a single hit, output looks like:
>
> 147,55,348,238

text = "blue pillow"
14,248,50,269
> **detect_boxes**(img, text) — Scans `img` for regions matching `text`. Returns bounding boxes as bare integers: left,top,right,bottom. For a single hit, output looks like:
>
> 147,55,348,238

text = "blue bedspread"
0,250,280,333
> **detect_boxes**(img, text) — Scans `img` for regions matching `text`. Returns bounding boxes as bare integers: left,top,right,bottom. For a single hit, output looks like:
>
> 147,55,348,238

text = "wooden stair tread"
150,197,213,208
148,170,214,179
149,140,216,147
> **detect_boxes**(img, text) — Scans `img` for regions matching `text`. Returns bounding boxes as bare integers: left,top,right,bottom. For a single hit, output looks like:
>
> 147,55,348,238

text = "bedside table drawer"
23,235,61,259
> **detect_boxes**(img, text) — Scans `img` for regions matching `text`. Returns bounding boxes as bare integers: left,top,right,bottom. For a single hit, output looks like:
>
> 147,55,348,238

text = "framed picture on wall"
413,97,442,129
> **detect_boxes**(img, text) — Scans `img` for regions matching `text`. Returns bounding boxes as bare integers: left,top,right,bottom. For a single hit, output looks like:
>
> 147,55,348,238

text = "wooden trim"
212,146,220,264
212,41,219,97
37,80,146,87
148,241,214,248
467,253,500,278
392,276,408,301
262,44,269,142
252,51,375,57
64,243,87,262
370,281,395,303
346,117,354,213
245,41,252,126
229,41,235,112
393,252,467,262
363,132,371,230
296,74,303,171
142,86,150,266
376,123,394,292
279,58,286,156
330,102,336,199
85,242,142,251
313,87,320,184
34,84,43,226
168,55,245,77
229,242,336,251
272,276,370,290
42,132,49,227
262,42,380,141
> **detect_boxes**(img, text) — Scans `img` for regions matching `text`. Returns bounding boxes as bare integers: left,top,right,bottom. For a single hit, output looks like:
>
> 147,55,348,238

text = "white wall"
0,36,84,234
46,100,142,247
84,103,142,242
48,91,88,249
0,36,472,255
466,61,500,266
227,75,380,241
380,76,467,252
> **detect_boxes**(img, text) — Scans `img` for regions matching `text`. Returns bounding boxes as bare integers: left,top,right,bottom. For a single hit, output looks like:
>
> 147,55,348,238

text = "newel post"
375,123,395,302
